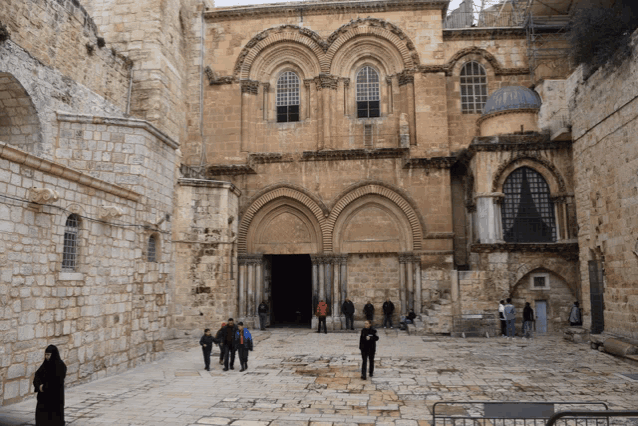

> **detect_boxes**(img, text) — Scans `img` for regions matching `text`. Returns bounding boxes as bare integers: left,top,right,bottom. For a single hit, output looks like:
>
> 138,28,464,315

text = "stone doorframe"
310,253,348,329
237,253,265,327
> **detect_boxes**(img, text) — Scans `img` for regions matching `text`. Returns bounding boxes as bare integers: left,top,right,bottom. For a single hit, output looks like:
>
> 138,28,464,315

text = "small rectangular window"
364,124,373,148
533,276,546,288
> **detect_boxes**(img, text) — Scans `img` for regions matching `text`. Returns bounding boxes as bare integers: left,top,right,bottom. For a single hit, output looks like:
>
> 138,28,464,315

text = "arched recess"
0,72,43,154
446,47,506,76
249,43,322,81
492,155,567,194
332,195,413,253
235,26,328,79
238,186,328,254
330,35,408,76
326,184,423,252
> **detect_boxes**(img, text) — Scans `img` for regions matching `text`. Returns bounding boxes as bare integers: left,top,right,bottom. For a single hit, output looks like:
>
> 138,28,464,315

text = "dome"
482,86,541,116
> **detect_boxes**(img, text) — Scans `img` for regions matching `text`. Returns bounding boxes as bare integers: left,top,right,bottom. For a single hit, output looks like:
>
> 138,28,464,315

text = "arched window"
501,167,556,243
460,61,487,114
356,66,380,118
147,234,158,263
276,71,300,123
62,214,79,271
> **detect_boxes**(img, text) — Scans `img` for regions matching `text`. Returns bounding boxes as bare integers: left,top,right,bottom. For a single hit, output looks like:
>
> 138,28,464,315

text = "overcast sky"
214,0,464,12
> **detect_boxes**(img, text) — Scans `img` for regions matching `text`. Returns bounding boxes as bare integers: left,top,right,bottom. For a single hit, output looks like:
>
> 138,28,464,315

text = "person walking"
199,328,216,371
33,344,67,426
363,301,375,323
523,302,534,339
316,299,329,334
234,322,253,372
498,300,506,337
359,320,379,380
258,301,269,331
504,298,516,339
215,322,226,365
569,301,583,326
219,318,238,371
382,298,395,329
342,297,355,330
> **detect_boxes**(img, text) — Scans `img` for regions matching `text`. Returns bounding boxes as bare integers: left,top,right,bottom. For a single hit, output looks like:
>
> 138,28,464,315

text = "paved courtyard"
0,329,637,426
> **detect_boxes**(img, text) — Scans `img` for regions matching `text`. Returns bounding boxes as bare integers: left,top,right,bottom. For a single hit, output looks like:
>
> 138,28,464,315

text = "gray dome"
482,86,541,116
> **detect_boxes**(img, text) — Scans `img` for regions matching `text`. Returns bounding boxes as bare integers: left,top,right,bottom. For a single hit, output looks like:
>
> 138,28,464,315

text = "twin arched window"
276,71,300,123
62,214,80,271
460,61,488,114
501,167,556,243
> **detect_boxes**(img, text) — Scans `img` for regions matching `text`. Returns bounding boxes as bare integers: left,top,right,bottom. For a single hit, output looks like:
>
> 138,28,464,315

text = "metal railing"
433,402,611,426
546,411,638,426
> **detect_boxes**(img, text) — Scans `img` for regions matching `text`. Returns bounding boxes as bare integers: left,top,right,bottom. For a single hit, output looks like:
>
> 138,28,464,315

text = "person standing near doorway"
220,318,238,371
504,298,516,339
33,344,67,426
363,301,375,323
382,298,395,329
316,299,329,333
569,301,583,326
258,301,269,331
523,302,534,339
342,297,355,330
359,320,379,380
498,300,506,337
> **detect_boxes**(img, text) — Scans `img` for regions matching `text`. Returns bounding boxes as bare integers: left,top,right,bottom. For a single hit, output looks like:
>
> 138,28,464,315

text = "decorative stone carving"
240,79,260,94
28,187,59,204
98,205,124,220
399,113,410,148
341,78,350,88
314,74,339,91
398,70,414,86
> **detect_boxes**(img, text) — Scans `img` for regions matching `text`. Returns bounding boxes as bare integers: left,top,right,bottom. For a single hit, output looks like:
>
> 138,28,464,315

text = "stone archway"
0,72,42,154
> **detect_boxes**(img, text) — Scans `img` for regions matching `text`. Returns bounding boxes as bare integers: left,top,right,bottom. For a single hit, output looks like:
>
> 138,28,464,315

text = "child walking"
199,328,216,371
234,322,253,372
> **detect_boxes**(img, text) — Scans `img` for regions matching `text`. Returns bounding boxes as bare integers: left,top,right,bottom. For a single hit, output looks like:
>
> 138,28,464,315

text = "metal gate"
588,260,605,334
432,401,610,426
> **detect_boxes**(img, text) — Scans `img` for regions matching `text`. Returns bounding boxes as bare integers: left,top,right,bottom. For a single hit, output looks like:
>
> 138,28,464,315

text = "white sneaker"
384,327,387,329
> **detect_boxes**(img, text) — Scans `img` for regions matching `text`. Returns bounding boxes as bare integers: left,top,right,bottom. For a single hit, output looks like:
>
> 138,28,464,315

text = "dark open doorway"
270,254,312,327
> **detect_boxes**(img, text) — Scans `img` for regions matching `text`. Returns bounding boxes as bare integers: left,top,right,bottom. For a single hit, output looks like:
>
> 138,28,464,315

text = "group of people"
200,318,254,372
498,299,583,339
315,297,416,333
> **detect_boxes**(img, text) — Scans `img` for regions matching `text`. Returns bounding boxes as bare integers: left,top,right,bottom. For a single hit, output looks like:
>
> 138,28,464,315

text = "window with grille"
460,61,487,114
62,214,79,271
147,234,157,263
356,66,380,118
502,167,556,243
276,71,300,123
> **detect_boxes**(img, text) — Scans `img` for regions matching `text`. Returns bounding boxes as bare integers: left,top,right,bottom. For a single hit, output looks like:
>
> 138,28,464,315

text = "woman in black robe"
33,345,67,426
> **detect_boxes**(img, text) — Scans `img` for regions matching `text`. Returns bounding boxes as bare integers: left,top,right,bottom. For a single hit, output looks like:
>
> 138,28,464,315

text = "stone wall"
0,0,131,111
172,179,240,334
0,141,175,406
570,30,638,340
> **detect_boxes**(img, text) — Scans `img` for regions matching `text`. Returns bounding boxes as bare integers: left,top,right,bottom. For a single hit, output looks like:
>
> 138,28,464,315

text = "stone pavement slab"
0,330,637,426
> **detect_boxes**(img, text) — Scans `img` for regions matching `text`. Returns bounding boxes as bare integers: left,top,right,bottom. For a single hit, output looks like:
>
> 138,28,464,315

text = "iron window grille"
147,235,157,263
502,167,556,243
62,214,79,271
276,71,300,123
356,66,380,118
460,61,488,114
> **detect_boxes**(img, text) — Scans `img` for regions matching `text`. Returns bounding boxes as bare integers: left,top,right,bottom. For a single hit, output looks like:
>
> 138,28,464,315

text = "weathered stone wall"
0,0,131,111
0,141,175,406
570,30,638,340
172,179,240,334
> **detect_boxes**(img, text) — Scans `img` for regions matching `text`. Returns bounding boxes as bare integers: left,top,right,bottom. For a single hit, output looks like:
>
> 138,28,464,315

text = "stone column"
311,255,319,308
325,259,332,310
399,72,416,146
256,257,264,310
332,256,340,328
318,256,325,301
406,255,414,311
413,255,422,314
314,74,338,150
247,261,255,321
340,254,348,302
238,257,248,318
240,80,259,152
399,254,407,314
262,83,270,121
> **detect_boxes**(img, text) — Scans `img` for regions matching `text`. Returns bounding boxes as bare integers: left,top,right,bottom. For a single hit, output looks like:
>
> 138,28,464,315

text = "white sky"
214,0,464,13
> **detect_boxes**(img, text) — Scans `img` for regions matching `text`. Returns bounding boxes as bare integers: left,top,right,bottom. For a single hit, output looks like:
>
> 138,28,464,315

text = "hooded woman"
33,345,67,426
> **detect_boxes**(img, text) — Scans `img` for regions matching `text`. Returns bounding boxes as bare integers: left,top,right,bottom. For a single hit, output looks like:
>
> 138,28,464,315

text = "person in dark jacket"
200,328,217,371
569,301,583,326
215,322,226,365
382,298,395,329
258,301,269,331
33,344,67,426
219,318,239,371
363,301,375,322
234,322,254,372
342,298,355,330
523,302,534,339
359,320,379,380
316,299,329,333
499,300,506,337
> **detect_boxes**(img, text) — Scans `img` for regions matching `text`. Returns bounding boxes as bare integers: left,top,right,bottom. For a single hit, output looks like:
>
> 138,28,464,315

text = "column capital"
314,74,339,91
238,253,263,265
240,79,260,95
398,252,413,263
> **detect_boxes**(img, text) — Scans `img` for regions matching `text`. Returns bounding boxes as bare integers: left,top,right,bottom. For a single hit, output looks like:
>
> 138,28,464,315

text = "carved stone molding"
341,78,350,88
314,74,339,91
98,205,124,220
425,232,455,239
238,253,264,265
490,152,568,194
204,66,235,85
402,156,456,169
206,164,256,177
398,70,415,86
470,242,579,260
398,252,414,263
469,134,572,153
302,147,407,162
303,79,313,89
417,46,529,77
443,28,527,41
240,80,260,95
28,187,59,204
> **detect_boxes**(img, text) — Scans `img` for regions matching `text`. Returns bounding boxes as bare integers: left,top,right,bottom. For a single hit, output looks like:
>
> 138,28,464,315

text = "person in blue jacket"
234,322,253,372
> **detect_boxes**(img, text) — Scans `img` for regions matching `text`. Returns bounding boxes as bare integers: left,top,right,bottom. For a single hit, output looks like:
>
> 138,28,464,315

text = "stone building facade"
1,0,635,407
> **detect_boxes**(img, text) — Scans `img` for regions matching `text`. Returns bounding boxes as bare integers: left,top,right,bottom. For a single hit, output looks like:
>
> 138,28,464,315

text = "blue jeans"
506,319,516,337
383,314,393,328
523,320,533,338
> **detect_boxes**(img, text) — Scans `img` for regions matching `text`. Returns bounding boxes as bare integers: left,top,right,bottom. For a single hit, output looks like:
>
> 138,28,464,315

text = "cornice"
470,242,579,257
206,164,257,176
205,0,448,21
443,27,527,41
469,134,572,153
301,147,408,161
402,156,456,169
178,178,241,197
0,142,141,202
249,153,295,164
